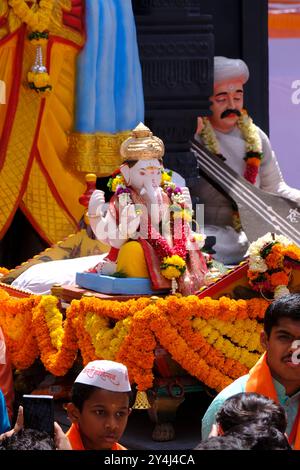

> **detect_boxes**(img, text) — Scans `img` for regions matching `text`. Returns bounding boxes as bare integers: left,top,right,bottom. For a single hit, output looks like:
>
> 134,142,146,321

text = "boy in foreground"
66,360,132,450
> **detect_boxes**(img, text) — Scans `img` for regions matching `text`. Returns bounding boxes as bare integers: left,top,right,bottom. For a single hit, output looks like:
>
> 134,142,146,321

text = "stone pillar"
132,0,214,188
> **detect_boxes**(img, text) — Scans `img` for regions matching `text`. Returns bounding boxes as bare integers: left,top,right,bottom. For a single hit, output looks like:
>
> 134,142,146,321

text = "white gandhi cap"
214,56,249,85
75,360,131,392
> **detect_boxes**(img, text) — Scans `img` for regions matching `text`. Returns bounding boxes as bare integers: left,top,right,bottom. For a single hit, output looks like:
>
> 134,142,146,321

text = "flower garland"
107,169,129,196
200,110,263,230
192,317,262,353
108,168,193,280
8,0,54,94
118,305,156,391
70,296,151,366
32,295,78,375
0,267,10,276
192,317,261,368
156,299,249,380
84,313,131,361
148,302,232,392
8,0,55,31
0,292,270,393
0,290,39,369
247,232,300,299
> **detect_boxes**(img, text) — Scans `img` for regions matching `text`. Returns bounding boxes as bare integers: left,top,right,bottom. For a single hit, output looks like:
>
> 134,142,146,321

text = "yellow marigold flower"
161,172,172,184
161,266,181,279
30,38,48,46
111,175,125,192
33,72,50,88
27,71,35,83
164,255,186,268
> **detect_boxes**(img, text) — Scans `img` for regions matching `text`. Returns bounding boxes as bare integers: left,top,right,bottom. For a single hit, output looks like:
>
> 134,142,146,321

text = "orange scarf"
246,352,300,449
66,423,127,450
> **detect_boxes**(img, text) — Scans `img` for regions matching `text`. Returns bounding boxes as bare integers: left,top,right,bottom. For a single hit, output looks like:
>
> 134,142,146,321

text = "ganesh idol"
87,123,208,295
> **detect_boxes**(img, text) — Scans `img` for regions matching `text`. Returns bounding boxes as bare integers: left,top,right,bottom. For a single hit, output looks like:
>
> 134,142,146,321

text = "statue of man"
190,56,300,265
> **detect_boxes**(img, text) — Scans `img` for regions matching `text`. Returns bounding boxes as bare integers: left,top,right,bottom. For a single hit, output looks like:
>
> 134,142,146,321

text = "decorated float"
1,232,300,440
1,0,300,444
1,123,300,441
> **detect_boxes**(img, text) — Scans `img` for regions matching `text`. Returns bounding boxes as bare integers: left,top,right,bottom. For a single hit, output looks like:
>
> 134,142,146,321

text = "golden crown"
120,122,164,162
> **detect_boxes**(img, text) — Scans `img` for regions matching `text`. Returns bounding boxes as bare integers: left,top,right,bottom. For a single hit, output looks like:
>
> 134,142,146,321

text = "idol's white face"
122,159,163,190
209,79,244,133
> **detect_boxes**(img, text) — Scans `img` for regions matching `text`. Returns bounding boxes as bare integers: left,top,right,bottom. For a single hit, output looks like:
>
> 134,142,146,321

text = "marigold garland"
192,318,260,368
8,0,55,31
0,267,10,276
0,291,271,393
84,313,131,361
32,295,78,376
0,290,39,369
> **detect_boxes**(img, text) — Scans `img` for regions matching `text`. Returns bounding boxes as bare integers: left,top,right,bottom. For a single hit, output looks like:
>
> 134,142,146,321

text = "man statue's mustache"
221,109,241,119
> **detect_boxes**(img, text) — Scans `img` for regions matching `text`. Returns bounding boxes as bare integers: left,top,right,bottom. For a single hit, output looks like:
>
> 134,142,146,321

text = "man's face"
261,318,300,395
209,79,244,133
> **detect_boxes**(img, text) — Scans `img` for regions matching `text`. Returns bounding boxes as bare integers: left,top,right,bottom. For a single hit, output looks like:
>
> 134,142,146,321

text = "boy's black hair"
195,423,291,450
194,435,247,450
216,392,287,433
227,422,292,450
0,428,55,450
264,293,300,337
71,383,134,412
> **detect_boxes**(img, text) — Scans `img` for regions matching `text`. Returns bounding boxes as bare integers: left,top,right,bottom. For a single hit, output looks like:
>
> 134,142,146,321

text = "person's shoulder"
254,125,271,146
204,375,249,415
201,375,249,439
212,374,248,404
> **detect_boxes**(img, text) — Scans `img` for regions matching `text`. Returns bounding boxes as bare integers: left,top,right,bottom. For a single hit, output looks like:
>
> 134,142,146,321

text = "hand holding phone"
22,395,54,437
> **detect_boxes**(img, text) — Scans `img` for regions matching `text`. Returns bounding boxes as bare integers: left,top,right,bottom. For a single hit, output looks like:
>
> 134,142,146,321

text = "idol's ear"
120,164,130,185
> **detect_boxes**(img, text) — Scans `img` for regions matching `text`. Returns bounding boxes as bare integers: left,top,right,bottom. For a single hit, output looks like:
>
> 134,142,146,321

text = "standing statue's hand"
88,189,106,216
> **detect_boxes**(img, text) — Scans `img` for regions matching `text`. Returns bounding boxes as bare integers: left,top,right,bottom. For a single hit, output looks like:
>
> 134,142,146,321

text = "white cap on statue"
214,56,249,85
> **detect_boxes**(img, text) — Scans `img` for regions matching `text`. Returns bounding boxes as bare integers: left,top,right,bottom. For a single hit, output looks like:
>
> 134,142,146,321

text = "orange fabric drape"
66,423,127,450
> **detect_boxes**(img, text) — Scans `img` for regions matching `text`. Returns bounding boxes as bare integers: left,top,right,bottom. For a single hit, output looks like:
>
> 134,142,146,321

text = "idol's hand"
88,190,106,217
119,204,141,239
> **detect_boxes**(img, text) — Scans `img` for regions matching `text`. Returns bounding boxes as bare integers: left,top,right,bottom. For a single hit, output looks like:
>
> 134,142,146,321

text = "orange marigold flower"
270,271,289,287
266,245,284,270
245,157,261,167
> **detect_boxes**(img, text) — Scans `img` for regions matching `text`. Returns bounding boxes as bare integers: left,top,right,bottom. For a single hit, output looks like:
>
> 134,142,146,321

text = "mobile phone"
22,394,54,437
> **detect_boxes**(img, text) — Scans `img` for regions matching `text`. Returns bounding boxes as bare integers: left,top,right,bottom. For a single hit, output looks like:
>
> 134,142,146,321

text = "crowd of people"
0,293,299,451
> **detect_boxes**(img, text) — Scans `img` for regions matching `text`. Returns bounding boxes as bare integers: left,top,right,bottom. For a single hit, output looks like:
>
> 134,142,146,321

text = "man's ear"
66,403,81,423
120,164,130,185
260,330,268,351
